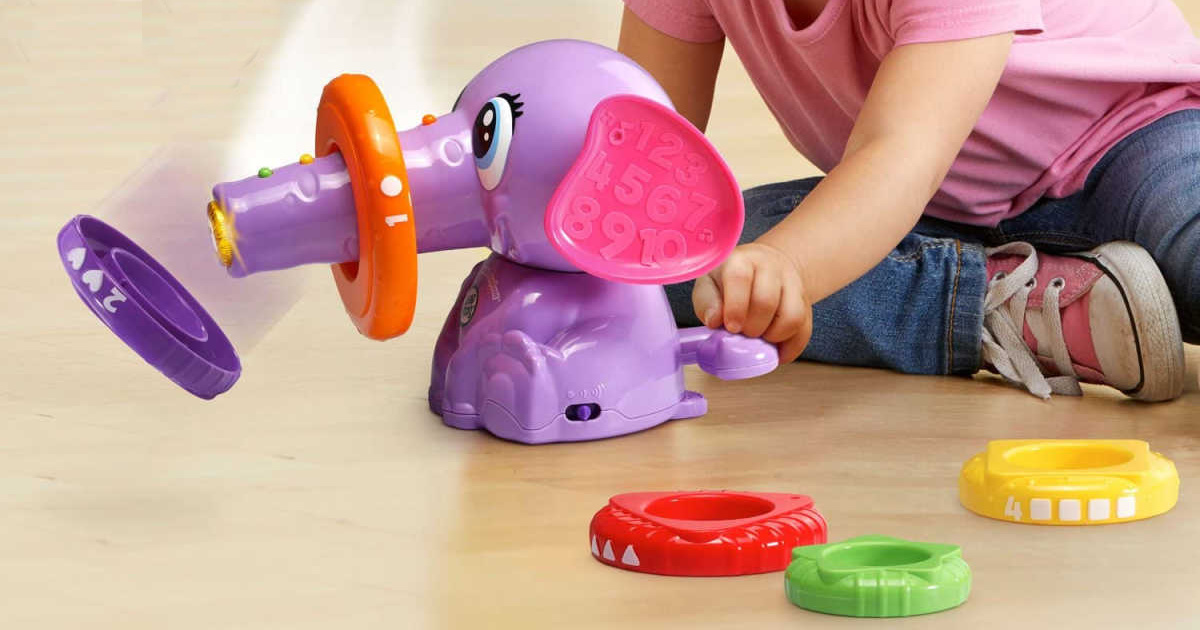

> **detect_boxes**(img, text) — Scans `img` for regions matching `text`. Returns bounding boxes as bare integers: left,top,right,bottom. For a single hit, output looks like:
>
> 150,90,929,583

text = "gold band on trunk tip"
207,200,235,268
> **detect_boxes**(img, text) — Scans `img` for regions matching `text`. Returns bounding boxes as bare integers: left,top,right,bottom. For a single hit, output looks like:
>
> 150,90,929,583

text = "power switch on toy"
565,403,600,421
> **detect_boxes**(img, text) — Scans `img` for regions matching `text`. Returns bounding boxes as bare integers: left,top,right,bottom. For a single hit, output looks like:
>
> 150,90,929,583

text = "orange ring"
315,74,417,340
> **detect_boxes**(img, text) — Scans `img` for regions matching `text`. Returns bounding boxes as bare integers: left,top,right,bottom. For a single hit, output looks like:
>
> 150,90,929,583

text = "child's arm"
695,33,1015,362
618,6,724,131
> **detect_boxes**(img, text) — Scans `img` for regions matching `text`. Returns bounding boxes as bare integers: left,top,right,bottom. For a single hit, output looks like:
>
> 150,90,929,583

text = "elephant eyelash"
498,92,524,121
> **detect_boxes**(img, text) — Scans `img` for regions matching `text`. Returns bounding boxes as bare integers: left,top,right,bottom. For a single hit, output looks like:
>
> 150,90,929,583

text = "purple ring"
56,215,241,399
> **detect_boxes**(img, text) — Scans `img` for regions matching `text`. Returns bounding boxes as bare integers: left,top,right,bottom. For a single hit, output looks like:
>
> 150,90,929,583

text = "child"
618,0,1200,400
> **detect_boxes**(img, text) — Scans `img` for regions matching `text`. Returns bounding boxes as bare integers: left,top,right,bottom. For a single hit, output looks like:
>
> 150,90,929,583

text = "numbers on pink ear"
563,195,603,239
564,215,593,239
638,228,688,267
683,192,718,232
614,163,652,206
547,95,743,283
648,133,683,170
656,229,687,264
599,212,637,260
634,121,656,152
646,185,681,223
584,151,613,191
573,195,602,220
675,152,707,186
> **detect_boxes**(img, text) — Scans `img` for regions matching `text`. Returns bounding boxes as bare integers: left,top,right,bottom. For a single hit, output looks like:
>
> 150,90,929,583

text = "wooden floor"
4,1,1200,627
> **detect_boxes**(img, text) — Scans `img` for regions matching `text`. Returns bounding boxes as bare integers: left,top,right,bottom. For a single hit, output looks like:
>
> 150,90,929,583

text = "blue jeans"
666,109,1200,375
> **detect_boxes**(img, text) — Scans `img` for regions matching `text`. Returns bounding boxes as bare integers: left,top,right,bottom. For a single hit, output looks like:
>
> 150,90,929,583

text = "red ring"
589,491,827,576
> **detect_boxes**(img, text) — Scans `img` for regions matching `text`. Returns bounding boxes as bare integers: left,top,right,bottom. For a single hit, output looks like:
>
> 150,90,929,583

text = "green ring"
785,535,971,618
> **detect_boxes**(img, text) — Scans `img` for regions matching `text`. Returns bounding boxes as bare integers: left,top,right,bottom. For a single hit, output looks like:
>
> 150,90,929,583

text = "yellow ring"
959,439,1178,525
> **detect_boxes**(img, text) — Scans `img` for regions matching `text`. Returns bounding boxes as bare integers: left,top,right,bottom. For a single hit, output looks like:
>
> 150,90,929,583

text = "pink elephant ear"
545,95,743,284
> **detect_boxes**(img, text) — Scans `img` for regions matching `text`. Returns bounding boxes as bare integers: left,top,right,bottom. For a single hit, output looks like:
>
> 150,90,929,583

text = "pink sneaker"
982,241,1184,401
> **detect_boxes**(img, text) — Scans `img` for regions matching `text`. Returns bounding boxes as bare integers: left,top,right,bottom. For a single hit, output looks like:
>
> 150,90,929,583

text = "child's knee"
1147,215,1200,341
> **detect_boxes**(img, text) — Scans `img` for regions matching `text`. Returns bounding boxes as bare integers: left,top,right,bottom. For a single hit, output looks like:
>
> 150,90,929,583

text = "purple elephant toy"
207,40,778,443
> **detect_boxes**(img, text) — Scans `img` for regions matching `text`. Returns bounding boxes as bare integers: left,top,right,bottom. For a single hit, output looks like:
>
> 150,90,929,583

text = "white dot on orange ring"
380,175,404,197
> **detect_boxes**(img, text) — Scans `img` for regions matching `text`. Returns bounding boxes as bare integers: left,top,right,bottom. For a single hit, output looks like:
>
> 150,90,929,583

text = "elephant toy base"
427,254,778,444
434,390,706,444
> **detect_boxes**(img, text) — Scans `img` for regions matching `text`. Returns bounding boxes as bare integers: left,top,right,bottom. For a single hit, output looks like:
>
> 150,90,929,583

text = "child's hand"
692,242,812,363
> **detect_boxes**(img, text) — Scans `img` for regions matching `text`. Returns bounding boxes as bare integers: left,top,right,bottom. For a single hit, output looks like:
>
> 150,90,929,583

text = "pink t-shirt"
624,0,1200,226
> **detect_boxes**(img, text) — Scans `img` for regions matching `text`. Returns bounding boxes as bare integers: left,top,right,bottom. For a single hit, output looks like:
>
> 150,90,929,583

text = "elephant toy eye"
473,93,523,191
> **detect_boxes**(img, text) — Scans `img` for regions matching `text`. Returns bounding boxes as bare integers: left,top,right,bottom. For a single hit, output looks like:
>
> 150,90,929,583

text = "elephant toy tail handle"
679,327,780,380
545,95,744,285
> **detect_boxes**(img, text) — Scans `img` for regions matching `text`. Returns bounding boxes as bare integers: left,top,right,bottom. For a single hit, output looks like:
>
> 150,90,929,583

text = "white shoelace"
981,242,1083,399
